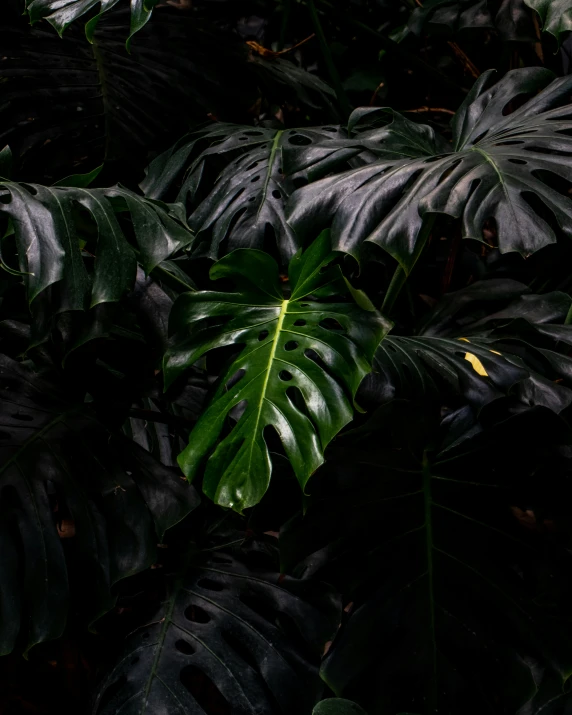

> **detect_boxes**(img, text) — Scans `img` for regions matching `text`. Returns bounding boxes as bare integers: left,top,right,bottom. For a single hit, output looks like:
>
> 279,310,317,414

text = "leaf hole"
322,127,337,132
248,197,256,202
243,131,264,136
180,665,231,715
239,137,249,141
258,330,269,341
279,370,293,382
251,175,260,182
11,413,33,421
284,341,298,351
176,639,195,655
225,369,245,392
271,190,281,199
288,134,312,146
292,177,309,189
320,318,346,332
293,319,306,327
508,158,527,165
197,578,225,592
130,656,140,666
245,161,259,170
184,605,211,624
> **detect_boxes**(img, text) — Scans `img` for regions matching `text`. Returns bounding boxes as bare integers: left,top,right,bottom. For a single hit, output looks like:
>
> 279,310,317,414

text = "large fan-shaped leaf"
141,124,352,263
93,551,341,715
524,0,572,44
288,68,572,271
0,354,199,655
369,280,572,414
281,401,572,714
0,179,193,308
0,7,255,182
164,232,391,512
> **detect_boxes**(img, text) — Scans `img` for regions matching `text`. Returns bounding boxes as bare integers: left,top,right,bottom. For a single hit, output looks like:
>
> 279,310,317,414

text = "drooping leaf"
141,123,352,263
281,401,572,715
0,181,193,308
93,550,341,715
164,232,391,512
408,0,537,42
524,0,572,44
25,0,157,44
288,68,572,271
0,354,199,655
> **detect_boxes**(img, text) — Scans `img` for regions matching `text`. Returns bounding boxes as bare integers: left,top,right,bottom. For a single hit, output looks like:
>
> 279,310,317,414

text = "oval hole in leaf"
259,330,269,341
320,318,345,333
251,176,260,182
249,197,256,202
176,639,195,655
284,341,298,351
130,656,140,666
279,370,293,382
245,162,259,170
243,131,264,136
508,158,527,165
184,604,211,624
228,399,247,424
288,134,312,146
322,127,337,132
239,137,249,141
271,190,281,199
293,319,306,327
180,665,231,715
11,413,33,421
197,578,225,592
141,632,151,639
225,369,245,392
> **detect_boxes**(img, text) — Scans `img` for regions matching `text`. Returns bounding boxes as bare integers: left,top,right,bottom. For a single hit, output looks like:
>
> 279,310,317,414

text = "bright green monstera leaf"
164,232,391,512
524,0,572,44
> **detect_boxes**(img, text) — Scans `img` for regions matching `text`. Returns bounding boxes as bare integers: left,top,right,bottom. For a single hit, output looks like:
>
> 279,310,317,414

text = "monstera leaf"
288,68,572,271
164,232,391,512
141,124,353,263
0,6,255,182
524,0,572,44
369,280,572,414
93,551,340,715
25,0,157,45
0,354,199,655
281,400,572,714
408,0,536,42
0,174,193,310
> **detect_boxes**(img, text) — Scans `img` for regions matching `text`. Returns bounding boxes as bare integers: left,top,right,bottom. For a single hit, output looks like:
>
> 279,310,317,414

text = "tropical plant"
2,1,572,714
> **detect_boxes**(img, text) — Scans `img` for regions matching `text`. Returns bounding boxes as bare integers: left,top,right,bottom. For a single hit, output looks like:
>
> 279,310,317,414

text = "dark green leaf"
141,124,352,263
164,232,391,512
93,551,341,715
0,354,199,655
524,0,572,44
288,68,572,271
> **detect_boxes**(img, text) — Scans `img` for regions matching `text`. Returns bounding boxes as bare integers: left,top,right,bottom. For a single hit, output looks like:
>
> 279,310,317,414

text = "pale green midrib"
213,300,289,504
422,452,438,712
256,130,283,222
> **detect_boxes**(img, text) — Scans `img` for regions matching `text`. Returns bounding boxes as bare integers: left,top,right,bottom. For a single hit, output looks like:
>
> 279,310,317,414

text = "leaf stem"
307,0,352,119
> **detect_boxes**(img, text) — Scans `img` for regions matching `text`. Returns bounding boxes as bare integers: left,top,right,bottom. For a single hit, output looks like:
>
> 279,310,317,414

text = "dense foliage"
3,1,572,714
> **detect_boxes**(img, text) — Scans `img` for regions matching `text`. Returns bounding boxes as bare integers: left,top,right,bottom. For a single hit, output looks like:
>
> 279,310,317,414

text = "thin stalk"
307,0,352,119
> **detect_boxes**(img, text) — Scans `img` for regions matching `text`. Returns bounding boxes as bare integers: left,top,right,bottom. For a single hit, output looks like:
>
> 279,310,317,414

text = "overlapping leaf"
288,68,572,271
141,124,352,263
368,279,572,415
25,0,157,46
164,232,391,512
281,401,572,714
524,0,572,44
93,551,340,715
0,177,193,309
0,354,199,655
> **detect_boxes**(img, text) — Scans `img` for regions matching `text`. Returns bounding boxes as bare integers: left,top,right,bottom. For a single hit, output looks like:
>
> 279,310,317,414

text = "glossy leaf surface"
164,232,391,511
288,69,572,271
524,0,572,43
93,551,340,715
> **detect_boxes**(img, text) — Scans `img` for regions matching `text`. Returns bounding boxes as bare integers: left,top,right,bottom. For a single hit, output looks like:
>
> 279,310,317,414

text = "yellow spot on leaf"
464,352,488,376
